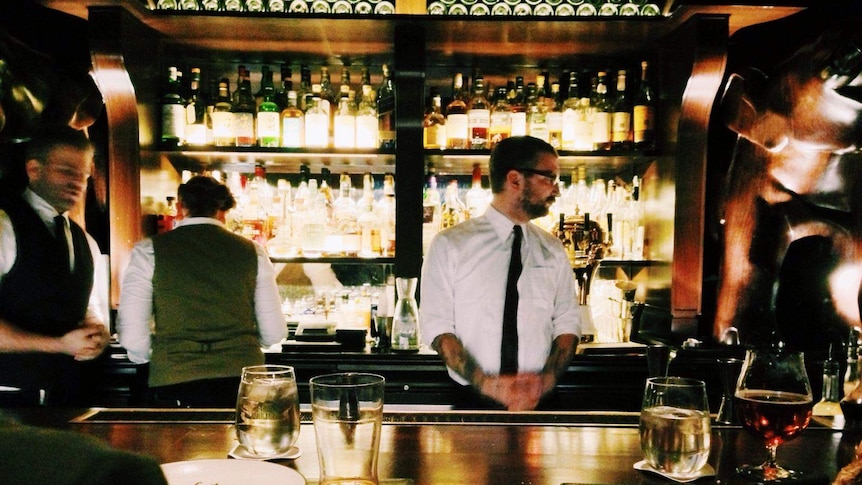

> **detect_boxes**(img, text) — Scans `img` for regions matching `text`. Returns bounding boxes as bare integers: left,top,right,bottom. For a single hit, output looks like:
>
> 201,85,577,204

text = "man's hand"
481,373,546,411
59,323,109,361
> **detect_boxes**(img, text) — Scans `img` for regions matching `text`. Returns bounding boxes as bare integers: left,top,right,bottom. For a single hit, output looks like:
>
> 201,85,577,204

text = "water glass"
639,377,712,476
235,365,301,458
310,373,385,485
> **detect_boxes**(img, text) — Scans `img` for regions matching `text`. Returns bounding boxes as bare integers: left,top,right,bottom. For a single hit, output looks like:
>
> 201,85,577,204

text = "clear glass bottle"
489,86,512,148
391,277,420,352
465,163,487,219
813,345,843,416
591,70,612,151
333,88,356,149
611,69,632,150
467,75,491,150
211,78,235,147
445,72,469,150
355,84,379,149
280,90,304,148
304,93,330,148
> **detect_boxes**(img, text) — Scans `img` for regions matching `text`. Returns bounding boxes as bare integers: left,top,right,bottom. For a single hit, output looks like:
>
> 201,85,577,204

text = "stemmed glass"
734,348,813,481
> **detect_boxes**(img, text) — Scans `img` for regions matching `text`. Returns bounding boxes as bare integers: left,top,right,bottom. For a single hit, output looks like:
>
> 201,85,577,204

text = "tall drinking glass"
639,377,712,476
310,373,385,485
734,348,813,481
235,364,301,458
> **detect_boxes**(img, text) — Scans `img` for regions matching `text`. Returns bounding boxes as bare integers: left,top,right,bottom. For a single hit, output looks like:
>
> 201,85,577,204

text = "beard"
521,185,555,219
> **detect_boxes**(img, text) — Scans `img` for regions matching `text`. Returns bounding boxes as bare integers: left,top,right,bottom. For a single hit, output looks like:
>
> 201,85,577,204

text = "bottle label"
356,115,379,149
510,112,527,137
592,112,611,144
257,112,280,144
234,112,255,146
282,117,303,147
446,114,469,149
162,104,186,141
611,111,631,142
633,105,655,143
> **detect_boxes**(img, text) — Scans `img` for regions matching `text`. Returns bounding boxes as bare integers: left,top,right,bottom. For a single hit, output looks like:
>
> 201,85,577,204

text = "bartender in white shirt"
420,136,581,411
0,125,109,406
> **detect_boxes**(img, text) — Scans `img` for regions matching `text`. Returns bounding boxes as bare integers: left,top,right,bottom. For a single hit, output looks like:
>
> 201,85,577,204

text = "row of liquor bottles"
153,162,644,261
427,0,662,16
159,63,396,150
154,0,395,14
423,62,657,152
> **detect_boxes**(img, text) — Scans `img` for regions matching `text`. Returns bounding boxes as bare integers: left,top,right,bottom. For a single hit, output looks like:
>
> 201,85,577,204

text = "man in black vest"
0,125,109,406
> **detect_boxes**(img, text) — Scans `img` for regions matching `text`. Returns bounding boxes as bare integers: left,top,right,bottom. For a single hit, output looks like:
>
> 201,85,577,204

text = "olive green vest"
150,223,263,388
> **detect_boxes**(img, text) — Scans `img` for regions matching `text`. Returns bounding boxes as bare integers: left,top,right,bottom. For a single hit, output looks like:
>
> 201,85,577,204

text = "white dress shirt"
117,217,287,364
0,188,106,324
420,205,582,385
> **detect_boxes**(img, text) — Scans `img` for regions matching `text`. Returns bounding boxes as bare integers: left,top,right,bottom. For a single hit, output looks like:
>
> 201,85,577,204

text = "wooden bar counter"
10,407,854,484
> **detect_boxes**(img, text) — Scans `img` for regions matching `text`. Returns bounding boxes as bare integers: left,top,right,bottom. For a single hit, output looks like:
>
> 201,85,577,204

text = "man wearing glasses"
420,136,581,411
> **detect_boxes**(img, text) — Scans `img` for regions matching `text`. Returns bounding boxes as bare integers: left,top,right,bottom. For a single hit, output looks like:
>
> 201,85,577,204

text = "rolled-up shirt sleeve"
116,240,156,364
419,233,457,347
254,244,287,346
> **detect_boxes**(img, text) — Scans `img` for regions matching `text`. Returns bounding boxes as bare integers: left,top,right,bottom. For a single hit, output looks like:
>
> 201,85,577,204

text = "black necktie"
501,225,523,375
54,215,70,271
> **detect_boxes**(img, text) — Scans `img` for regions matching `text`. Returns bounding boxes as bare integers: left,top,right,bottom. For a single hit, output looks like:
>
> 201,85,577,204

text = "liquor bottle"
423,88,447,149
441,180,467,229
509,76,528,137
611,69,632,150
333,173,360,256
178,0,199,11
527,82,549,143
445,72,469,150
846,328,861,398
422,163,442,255
297,64,313,111
467,75,491,150
376,64,397,149
377,173,397,256
160,66,186,147
813,345,843,416
246,0,266,11
257,68,281,147
157,0,178,9
489,86,512,148
280,90,304,148
304,93,330,148
547,82,563,149
233,73,256,147
591,70,612,150
268,0,286,12
561,71,580,150
358,172,381,257
157,196,177,234
276,64,293,112
254,65,272,110
465,163,488,218
185,67,208,146
333,88,356,149
355,84,379,149
211,78,235,147
223,0,244,10
633,60,657,151
199,0,219,10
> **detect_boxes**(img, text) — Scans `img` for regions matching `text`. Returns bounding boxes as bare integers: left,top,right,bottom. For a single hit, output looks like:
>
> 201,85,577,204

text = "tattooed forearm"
543,334,577,380
432,333,486,387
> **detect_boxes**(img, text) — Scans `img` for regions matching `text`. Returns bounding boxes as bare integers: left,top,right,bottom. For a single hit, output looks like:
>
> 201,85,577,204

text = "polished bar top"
12,407,855,485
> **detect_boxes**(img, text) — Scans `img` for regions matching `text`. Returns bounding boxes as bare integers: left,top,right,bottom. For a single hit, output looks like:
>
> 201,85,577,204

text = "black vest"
0,196,95,401
0,196,94,335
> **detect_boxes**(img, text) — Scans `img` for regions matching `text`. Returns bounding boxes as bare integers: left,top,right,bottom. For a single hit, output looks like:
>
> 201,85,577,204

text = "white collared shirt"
420,205,581,384
0,188,106,324
116,217,287,364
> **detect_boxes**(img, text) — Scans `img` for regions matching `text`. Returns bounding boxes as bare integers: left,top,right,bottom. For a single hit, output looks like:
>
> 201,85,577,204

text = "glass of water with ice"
639,377,711,477
235,365,301,458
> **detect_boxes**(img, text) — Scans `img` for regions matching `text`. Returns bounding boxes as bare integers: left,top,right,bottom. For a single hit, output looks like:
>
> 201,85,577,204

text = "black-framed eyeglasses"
515,168,560,184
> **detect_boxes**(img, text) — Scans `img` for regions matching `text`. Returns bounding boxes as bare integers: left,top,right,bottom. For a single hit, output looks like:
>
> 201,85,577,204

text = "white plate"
634,460,715,483
228,443,302,461
161,459,305,485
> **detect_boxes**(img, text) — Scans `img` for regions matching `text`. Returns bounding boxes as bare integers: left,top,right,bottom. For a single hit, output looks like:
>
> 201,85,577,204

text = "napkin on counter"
0,416,168,485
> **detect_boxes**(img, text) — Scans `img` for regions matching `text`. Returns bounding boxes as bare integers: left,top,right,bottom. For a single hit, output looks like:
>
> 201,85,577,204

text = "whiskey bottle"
422,164,442,255
160,66,186,148
611,69,632,150
185,67,208,146
423,88,447,149
211,78,234,147
489,86,512,148
333,88,356,149
591,71,612,150
441,180,467,229
304,93,330,148
633,60,656,151
527,82,549,143
232,72,256,147
465,163,488,218
445,73,469,150
509,76,528,137
355,84,379,149
467,75,491,150
256,67,281,148
376,64,397,149
547,82,563,150
280,90,304,148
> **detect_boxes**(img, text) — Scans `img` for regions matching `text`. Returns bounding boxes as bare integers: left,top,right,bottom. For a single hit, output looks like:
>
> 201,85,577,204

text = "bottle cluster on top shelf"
423,61,657,153
159,164,397,260
422,163,645,261
160,62,396,151
153,0,396,15
426,0,661,16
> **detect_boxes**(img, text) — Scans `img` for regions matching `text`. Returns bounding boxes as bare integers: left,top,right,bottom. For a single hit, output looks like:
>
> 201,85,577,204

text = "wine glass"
235,364,301,458
734,348,813,481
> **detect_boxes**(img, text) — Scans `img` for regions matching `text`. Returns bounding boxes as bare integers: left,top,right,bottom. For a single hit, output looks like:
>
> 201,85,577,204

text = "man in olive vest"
117,175,286,407
0,125,109,406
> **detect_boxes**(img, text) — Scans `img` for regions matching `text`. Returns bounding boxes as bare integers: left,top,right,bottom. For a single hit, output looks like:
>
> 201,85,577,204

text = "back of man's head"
178,176,236,218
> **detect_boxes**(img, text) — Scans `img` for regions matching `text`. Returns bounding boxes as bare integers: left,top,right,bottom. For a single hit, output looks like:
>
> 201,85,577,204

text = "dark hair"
177,175,236,217
488,136,557,193
25,124,94,163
